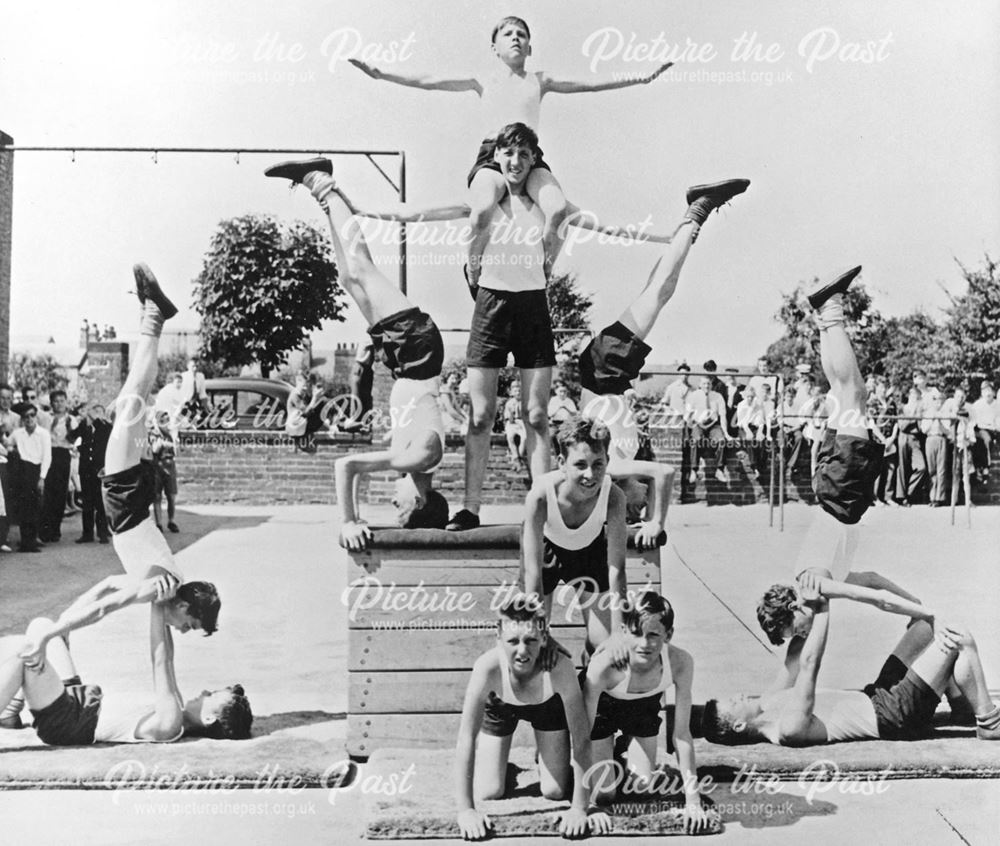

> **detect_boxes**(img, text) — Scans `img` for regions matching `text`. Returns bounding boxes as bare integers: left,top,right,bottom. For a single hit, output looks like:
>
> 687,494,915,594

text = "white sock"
139,300,164,338
816,293,846,330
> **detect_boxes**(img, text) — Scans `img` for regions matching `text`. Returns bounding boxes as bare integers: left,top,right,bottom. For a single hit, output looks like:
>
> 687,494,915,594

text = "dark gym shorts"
31,684,103,746
101,461,156,535
368,307,444,381
812,429,884,525
466,136,552,188
541,531,610,597
591,691,663,740
481,691,567,737
467,288,556,370
863,655,940,740
579,322,652,396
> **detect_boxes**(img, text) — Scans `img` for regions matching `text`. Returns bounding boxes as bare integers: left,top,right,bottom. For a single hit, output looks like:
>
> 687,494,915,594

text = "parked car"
201,377,293,430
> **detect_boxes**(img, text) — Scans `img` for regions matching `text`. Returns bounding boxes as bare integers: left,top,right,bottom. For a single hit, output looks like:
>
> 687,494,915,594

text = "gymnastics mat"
696,734,1000,780
364,747,724,839
0,712,348,789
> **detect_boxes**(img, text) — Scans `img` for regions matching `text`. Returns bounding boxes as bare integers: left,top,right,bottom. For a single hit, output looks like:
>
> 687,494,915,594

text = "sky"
1,0,998,367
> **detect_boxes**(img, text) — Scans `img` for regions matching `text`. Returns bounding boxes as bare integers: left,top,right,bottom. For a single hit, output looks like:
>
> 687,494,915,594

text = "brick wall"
172,427,1000,507
77,342,129,409
0,130,13,384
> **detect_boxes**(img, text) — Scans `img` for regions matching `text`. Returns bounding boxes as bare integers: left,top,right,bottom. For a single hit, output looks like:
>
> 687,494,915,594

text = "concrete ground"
1,501,998,843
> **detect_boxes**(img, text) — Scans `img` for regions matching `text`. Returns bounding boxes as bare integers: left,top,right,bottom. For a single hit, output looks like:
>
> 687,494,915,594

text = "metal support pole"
778,376,786,532
398,152,407,295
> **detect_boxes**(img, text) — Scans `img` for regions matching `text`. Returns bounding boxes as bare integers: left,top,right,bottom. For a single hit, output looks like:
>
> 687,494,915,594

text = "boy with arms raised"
455,595,610,840
582,591,710,833
350,15,671,282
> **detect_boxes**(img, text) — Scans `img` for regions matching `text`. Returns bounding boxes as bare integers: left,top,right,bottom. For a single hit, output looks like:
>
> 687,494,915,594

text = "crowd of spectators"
650,360,998,505
0,379,181,556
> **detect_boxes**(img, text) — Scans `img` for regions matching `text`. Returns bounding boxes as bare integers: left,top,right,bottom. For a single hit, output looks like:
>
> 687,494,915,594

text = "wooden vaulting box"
345,526,662,759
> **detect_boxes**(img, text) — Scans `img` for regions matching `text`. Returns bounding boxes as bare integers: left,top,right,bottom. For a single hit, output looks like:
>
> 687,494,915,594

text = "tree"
547,272,594,395
763,279,887,387
7,353,68,395
193,215,346,377
879,311,948,391
940,254,1000,394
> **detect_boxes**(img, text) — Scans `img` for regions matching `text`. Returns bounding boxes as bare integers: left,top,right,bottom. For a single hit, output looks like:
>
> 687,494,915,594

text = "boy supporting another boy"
265,158,457,549
704,571,1000,746
1,603,250,745
350,15,671,281
522,415,628,659
578,178,751,547
455,595,611,840
583,591,711,834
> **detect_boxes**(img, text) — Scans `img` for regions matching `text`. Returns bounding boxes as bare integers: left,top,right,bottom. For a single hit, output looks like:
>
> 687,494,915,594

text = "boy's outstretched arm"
671,649,711,834
454,659,493,841
563,201,675,243
802,572,933,622
843,570,922,606
608,458,672,550
541,62,673,94
552,658,612,836
135,603,184,741
604,487,629,636
764,635,805,695
521,486,547,602
18,574,179,664
779,600,830,745
347,198,471,223
349,59,482,93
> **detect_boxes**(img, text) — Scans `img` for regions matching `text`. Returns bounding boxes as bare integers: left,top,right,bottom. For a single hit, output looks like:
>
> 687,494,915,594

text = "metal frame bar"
0,143,410,293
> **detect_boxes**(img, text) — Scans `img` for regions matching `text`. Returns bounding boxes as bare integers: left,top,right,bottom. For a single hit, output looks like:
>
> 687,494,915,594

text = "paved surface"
1,501,998,843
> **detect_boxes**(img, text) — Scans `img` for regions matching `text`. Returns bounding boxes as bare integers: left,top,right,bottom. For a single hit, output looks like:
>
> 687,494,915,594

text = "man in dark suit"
68,402,112,543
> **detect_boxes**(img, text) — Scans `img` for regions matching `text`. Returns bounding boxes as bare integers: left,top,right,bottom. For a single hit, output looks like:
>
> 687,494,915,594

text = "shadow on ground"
0,508,270,635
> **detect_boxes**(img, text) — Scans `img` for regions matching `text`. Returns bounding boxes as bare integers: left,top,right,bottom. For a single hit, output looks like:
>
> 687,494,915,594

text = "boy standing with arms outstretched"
350,16,671,284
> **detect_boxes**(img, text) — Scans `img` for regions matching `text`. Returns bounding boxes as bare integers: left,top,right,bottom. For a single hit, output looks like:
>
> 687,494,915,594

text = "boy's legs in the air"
577,179,749,539
797,267,883,574
265,158,413,324
104,267,177,477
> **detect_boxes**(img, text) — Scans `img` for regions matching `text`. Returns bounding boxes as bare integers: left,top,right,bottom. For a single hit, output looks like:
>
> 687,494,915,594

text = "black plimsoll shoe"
807,265,862,310
264,157,333,184
445,509,480,531
684,178,751,226
133,263,178,319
